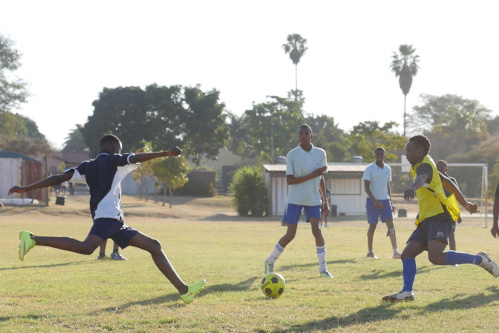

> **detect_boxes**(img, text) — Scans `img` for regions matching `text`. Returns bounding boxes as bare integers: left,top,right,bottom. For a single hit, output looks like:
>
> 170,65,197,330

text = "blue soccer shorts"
283,203,321,225
366,198,393,225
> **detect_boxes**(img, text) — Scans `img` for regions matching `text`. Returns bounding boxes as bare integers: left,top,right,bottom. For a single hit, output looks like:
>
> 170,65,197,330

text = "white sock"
266,243,284,264
316,245,327,272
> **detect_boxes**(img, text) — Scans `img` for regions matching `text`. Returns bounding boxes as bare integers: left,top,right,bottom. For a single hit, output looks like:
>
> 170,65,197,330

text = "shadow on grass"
269,286,499,332
87,276,260,314
279,259,357,272
0,261,88,271
202,214,276,222
358,264,443,280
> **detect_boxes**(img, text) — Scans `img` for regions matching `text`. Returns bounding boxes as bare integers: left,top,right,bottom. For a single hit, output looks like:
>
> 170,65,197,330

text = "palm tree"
390,44,420,136
282,34,308,101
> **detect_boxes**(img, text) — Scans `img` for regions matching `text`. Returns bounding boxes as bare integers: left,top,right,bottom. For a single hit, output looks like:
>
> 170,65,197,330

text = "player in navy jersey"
8,134,205,304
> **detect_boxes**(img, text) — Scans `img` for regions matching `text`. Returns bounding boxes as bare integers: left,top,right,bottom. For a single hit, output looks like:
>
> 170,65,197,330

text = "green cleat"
19,231,36,261
180,279,206,304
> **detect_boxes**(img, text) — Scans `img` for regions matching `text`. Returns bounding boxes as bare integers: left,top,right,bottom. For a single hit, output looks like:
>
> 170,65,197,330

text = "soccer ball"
261,273,285,298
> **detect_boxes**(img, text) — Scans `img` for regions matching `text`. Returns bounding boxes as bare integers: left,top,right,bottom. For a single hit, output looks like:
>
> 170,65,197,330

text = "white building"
264,163,369,216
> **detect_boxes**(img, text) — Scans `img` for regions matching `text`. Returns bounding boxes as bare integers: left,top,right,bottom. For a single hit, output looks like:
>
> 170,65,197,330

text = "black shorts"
89,218,139,249
407,218,453,247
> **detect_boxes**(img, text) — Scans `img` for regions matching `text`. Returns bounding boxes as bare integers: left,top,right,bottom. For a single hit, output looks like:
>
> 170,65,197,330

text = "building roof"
60,151,92,164
264,163,368,173
0,150,39,162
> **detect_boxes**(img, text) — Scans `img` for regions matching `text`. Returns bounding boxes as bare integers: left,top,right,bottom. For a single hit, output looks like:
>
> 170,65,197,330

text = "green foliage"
175,180,217,197
0,34,28,113
306,114,351,162
81,85,228,161
244,95,304,161
390,44,420,95
0,111,51,155
349,121,406,162
150,155,190,207
182,86,229,166
62,125,88,152
409,94,491,159
229,166,268,216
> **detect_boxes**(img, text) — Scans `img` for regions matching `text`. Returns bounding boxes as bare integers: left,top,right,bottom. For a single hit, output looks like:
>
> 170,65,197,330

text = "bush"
175,180,217,197
229,166,268,216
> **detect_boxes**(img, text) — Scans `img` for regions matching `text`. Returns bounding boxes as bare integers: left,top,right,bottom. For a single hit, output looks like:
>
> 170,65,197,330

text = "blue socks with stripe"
445,251,482,266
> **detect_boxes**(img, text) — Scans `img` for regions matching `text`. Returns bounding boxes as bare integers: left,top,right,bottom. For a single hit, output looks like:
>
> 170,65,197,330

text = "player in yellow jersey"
383,135,498,302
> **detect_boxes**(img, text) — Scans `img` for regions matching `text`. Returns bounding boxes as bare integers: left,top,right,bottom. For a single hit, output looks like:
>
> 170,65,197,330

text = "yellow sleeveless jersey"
411,155,460,225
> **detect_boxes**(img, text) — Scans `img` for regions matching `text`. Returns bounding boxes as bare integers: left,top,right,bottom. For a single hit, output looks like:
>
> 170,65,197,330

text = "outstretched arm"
8,170,74,195
129,147,181,164
439,172,477,214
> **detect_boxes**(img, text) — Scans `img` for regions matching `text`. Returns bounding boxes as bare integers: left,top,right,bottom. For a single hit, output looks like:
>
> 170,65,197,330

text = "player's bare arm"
387,182,396,213
404,174,428,200
364,180,383,209
129,147,182,164
440,173,478,213
8,170,74,195
319,177,330,216
286,166,327,185
492,196,499,238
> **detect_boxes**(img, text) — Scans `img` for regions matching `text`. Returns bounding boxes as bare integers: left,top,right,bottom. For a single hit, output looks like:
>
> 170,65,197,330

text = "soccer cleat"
477,252,499,277
265,261,274,275
320,270,334,278
382,290,415,302
366,251,378,259
110,252,127,260
392,252,402,259
180,279,206,304
97,254,109,260
19,231,36,261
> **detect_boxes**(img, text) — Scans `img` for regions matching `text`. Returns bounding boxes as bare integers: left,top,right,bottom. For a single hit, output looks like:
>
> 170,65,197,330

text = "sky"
1,0,499,150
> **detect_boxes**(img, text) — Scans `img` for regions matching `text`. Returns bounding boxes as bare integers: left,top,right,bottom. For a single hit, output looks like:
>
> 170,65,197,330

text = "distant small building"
263,163,369,216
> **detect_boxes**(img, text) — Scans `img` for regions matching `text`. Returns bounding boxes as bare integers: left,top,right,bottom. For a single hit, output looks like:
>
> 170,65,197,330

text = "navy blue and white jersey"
67,152,138,221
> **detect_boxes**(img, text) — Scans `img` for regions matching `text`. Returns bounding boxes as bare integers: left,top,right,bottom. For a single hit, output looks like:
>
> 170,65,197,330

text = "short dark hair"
299,124,313,134
409,135,431,155
100,134,121,149
375,147,385,153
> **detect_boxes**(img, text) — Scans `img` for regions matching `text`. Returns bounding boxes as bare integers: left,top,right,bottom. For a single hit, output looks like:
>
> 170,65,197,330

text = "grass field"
1,195,499,332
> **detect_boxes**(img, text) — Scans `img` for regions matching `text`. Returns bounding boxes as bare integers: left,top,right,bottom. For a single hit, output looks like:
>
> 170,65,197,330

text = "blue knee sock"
402,258,417,292
445,251,482,265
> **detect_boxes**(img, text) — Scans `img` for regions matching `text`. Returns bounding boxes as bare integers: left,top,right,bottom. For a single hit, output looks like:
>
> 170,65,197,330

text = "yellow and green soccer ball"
261,273,285,298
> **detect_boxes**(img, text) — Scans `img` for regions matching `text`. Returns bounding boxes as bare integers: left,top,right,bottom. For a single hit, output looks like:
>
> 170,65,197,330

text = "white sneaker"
366,251,378,259
320,270,334,278
477,252,499,277
382,290,415,302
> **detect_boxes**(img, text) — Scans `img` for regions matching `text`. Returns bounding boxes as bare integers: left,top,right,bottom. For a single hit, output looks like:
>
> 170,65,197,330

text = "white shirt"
362,162,391,200
286,144,327,206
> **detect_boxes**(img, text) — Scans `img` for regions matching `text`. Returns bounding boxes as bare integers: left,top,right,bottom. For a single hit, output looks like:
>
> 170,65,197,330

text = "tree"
282,34,308,101
132,141,156,201
62,125,88,152
306,114,350,162
349,121,407,162
226,111,252,157
81,86,148,155
244,95,304,161
409,94,491,158
390,44,420,136
150,155,190,207
0,34,28,113
182,86,229,166
0,111,51,155
229,166,268,217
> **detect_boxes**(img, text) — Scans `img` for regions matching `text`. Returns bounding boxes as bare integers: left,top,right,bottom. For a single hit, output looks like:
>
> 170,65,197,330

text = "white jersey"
286,144,327,206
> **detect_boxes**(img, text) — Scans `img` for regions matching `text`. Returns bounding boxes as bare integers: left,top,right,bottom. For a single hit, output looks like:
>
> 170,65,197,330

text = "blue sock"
402,258,417,292
445,251,482,265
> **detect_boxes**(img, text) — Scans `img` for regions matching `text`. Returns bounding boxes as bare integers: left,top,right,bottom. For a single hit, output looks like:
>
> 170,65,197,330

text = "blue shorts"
89,218,139,249
283,204,321,226
366,198,393,224
407,218,452,247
